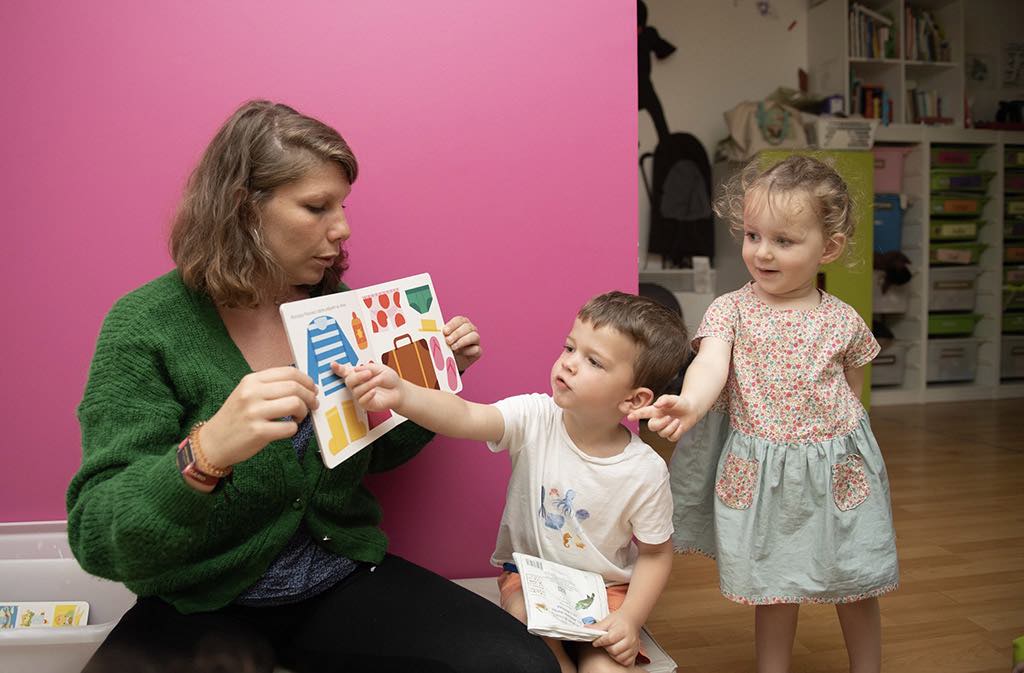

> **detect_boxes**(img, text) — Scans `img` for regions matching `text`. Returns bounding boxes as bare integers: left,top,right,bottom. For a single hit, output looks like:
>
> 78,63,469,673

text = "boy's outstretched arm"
629,336,732,442
333,362,505,443
590,539,673,666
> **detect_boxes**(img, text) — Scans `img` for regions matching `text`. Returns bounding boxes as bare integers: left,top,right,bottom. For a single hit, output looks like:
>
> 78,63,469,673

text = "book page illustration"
280,273,462,469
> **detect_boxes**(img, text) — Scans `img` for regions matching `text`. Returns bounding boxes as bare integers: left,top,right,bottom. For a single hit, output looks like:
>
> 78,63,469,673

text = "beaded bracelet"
188,422,233,478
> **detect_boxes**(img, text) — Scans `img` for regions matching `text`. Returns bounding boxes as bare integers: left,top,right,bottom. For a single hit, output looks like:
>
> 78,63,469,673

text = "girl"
632,155,898,673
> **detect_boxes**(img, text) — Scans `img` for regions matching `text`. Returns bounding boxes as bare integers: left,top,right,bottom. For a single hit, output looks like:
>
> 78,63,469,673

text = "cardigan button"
291,498,303,510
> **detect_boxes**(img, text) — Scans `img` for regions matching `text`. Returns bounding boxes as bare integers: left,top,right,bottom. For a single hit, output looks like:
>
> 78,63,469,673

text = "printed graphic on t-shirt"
539,485,591,551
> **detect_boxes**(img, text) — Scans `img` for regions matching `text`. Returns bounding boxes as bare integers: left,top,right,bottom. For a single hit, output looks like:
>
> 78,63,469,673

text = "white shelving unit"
809,0,965,128
869,128,1024,405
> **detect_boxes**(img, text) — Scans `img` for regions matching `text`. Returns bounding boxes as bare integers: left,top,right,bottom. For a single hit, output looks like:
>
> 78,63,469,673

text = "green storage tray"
930,219,982,241
931,146,985,168
1004,312,1024,334
1006,148,1024,168
930,193,989,216
1005,286,1024,311
1007,196,1024,217
929,169,994,191
929,242,987,265
928,313,982,336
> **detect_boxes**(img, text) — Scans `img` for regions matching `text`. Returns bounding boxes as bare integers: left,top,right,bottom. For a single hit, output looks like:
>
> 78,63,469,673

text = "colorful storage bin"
1001,335,1024,379
1006,148,1024,168
1006,172,1024,193
873,193,903,253
928,313,981,336
1006,220,1024,240
931,146,985,168
929,242,987,265
873,146,911,193
1003,313,1024,333
929,169,994,191
930,219,982,241
930,193,988,216
927,338,980,383
1007,196,1024,217
928,266,980,312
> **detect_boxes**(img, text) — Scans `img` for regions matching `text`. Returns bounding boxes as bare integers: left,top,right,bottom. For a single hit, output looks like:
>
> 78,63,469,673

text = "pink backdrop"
0,1,637,578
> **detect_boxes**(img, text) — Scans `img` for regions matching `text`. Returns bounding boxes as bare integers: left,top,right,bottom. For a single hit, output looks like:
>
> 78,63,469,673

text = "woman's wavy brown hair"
170,100,358,307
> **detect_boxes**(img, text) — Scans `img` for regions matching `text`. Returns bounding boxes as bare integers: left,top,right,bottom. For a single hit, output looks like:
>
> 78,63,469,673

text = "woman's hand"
629,394,699,442
198,367,319,469
444,316,482,373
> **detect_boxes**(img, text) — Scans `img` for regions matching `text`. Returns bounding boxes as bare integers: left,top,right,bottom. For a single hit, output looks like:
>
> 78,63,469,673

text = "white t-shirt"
487,394,673,586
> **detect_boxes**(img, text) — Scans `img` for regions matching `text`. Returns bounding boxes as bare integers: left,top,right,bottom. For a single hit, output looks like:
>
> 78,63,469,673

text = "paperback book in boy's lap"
279,273,462,468
512,552,610,641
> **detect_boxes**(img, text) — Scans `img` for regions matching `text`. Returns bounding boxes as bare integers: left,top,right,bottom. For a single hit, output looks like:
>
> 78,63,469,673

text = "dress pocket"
715,453,759,509
832,454,870,511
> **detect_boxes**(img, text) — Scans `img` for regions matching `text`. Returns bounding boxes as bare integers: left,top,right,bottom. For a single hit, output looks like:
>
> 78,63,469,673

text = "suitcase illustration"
382,334,439,390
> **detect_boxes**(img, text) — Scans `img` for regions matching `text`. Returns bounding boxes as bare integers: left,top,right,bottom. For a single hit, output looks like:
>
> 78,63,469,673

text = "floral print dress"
670,283,899,605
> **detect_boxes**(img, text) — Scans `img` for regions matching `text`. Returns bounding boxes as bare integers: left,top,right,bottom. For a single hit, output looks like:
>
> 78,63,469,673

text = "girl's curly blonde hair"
713,154,857,263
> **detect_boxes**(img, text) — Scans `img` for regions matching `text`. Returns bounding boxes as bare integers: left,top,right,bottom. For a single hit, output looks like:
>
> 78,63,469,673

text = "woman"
68,100,559,673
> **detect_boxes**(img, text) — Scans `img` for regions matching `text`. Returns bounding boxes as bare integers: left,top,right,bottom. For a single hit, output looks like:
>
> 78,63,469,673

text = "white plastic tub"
1002,336,1024,380
871,342,907,387
0,521,136,673
928,266,980,312
872,270,911,314
927,338,980,383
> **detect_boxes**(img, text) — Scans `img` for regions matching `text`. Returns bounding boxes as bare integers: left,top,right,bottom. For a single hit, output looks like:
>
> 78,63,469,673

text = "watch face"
177,439,195,472
176,439,215,486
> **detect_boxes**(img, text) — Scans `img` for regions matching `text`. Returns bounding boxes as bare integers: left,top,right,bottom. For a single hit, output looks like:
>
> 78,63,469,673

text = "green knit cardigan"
67,271,434,613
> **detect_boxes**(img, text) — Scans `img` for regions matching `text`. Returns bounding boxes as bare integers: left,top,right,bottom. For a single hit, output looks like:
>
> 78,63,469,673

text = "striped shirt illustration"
306,315,358,396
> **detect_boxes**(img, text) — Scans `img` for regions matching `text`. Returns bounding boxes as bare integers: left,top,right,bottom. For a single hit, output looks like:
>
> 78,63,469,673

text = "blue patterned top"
235,415,358,606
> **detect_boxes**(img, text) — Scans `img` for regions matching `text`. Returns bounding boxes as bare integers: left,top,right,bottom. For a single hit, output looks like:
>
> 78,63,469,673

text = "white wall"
638,0,809,156
964,0,1024,125
638,0,809,284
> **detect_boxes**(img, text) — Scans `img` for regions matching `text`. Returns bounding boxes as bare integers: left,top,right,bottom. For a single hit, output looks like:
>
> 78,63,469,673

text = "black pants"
84,555,559,673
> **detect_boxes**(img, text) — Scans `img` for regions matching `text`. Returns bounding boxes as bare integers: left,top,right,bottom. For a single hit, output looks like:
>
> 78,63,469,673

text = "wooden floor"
643,399,1024,673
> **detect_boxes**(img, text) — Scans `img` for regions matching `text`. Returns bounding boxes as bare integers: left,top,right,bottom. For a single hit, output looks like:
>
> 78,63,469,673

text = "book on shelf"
850,79,893,125
849,3,895,59
905,80,950,125
905,6,951,62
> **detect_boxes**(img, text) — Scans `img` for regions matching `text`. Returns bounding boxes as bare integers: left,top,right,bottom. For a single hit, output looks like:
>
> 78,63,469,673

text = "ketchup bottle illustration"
351,312,368,350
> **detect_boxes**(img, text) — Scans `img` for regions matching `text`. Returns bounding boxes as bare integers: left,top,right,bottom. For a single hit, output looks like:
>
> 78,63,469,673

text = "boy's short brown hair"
577,291,690,395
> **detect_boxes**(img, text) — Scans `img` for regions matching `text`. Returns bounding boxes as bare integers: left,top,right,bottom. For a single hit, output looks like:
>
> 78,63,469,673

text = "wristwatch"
176,437,219,488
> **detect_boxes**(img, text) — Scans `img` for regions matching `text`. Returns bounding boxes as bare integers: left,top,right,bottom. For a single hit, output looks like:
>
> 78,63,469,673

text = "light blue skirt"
670,411,899,605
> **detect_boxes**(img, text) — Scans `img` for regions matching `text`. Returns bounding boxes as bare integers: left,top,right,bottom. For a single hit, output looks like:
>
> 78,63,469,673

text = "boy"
335,291,689,673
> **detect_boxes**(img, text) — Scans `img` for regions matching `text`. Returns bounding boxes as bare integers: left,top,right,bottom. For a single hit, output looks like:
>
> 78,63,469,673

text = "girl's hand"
444,316,481,373
629,394,699,442
199,367,319,469
333,362,405,412
590,611,640,666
